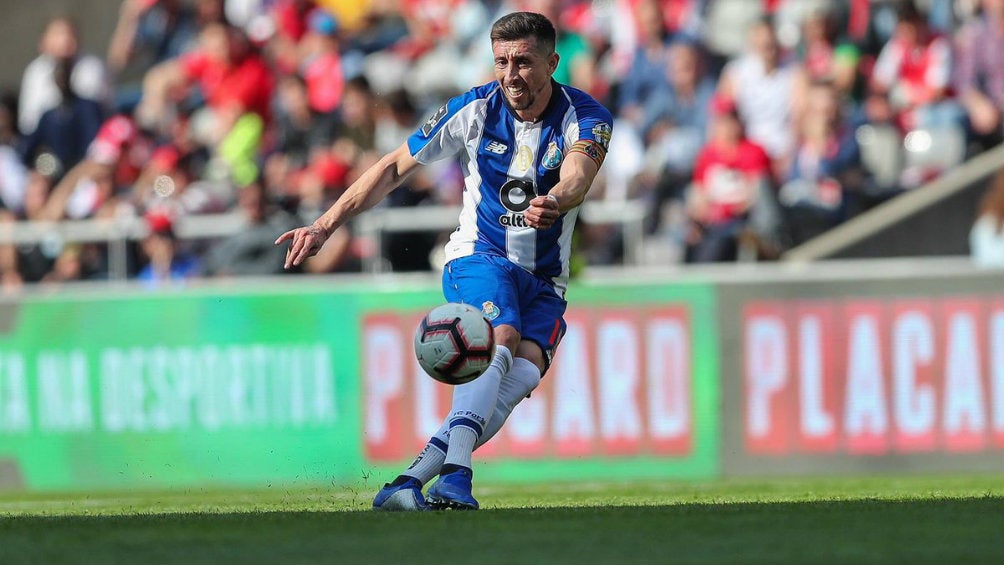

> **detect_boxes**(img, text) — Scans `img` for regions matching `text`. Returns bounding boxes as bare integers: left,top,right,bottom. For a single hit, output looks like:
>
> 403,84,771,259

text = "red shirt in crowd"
693,139,771,224
179,51,274,120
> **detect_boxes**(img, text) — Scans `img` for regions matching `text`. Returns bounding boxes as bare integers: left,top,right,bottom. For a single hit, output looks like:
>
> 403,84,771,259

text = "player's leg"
426,255,521,509
474,280,565,449
375,255,510,511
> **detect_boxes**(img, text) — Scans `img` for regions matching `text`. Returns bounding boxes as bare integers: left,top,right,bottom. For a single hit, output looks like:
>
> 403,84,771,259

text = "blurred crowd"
0,0,1002,287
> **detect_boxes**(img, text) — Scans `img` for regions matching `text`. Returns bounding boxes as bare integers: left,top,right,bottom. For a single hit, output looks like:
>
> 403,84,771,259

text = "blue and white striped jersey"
407,81,612,297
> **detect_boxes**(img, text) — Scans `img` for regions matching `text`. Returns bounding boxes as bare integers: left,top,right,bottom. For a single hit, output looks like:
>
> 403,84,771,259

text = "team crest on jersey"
421,104,448,136
591,122,612,149
542,142,562,169
481,301,500,321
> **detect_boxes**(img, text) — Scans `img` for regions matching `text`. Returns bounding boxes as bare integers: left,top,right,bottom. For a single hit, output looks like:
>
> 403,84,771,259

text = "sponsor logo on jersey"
485,140,508,154
591,122,612,149
542,141,562,169
481,301,500,321
499,177,540,228
515,145,534,172
420,104,449,136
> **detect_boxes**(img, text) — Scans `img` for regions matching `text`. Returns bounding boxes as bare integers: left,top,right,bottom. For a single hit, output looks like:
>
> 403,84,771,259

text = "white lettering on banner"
597,319,642,445
742,298,1004,456
746,315,787,439
844,315,889,439
799,316,833,439
99,344,335,433
363,309,696,461
893,312,935,436
551,323,595,449
0,354,29,432
364,326,405,444
943,312,986,441
647,319,690,440
992,313,1004,435
37,350,93,432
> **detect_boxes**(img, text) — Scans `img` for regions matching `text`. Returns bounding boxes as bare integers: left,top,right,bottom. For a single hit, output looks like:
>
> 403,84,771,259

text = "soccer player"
275,11,612,511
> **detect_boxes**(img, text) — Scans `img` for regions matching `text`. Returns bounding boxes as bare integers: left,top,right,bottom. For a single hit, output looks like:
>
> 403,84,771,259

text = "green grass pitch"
0,474,1001,565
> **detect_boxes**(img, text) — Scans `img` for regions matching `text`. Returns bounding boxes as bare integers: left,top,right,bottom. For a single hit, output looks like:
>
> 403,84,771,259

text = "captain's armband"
567,140,606,167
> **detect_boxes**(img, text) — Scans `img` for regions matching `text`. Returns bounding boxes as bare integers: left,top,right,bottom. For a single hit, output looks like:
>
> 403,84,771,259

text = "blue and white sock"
399,435,448,485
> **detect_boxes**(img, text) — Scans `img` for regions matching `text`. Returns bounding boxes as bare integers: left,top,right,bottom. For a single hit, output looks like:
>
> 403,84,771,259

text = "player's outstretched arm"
524,148,601,229
275,143,422,268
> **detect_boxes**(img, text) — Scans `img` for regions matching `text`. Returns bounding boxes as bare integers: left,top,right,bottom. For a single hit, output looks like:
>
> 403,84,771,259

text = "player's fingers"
284,231,311,269
275,230,295,246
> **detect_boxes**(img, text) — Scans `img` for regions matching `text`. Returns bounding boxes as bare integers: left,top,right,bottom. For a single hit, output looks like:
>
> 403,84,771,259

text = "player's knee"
493,324,522,353
510,357,542,397
514,340,546,373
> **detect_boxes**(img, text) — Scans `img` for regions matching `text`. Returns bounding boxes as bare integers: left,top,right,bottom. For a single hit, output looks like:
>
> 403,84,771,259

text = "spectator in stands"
0,98,28,216
868,1,963,132
107,0,201,86
38,113,155,222
137,22,273,187
716,16,804,176
685,95,775,262
638,39,716,234
298,8,345,116
795,7,862,104
202,181,300,276
778,80,861,246
617,0,673,125
18,16,109,136
954,0,1004,143
270,73,339,172
136,211,201,287
19,58,104,178
970,170,1004,268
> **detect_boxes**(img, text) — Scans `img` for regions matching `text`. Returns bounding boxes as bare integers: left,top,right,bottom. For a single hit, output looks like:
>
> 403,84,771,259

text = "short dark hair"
490,12,556,54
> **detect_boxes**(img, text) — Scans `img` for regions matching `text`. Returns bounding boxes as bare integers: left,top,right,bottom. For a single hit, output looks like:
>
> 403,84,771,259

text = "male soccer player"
276,11,612,510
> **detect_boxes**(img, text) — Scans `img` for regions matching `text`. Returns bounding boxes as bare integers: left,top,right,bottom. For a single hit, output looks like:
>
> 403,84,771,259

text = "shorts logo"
421,104,449,136
591,122,612,149
481,301,500,321
542,142,562,169
485,140,508,154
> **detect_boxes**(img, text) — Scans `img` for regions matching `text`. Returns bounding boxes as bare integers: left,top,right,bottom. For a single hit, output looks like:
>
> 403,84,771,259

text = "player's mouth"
506,85,527,99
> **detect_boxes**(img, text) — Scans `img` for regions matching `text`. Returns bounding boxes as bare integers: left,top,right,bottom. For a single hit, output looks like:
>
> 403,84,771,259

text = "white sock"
476,357,541,449
400,435,448,485
443,345,512,469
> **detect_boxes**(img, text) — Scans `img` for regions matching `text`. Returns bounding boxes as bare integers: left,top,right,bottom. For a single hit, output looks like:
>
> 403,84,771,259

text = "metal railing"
0,199,649,279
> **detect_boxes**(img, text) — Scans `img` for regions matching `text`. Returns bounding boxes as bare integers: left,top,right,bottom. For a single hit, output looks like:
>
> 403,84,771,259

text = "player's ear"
548,52,559,76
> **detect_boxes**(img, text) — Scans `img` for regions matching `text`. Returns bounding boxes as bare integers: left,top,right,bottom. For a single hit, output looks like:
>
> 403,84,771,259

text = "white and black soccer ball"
414,302,496,385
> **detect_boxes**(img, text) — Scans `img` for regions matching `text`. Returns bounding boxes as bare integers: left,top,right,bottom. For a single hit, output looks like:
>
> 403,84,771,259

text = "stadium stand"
0,0,1000,285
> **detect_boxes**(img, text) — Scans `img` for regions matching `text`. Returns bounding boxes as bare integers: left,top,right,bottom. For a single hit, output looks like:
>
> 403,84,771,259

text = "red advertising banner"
363,306,694,462
742,296,1004,456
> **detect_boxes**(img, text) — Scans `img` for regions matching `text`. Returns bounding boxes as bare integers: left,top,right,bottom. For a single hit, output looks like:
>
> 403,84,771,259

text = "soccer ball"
414,302,496,385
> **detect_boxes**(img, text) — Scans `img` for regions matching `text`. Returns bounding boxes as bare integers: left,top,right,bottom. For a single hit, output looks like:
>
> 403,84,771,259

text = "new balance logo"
485,141,508,154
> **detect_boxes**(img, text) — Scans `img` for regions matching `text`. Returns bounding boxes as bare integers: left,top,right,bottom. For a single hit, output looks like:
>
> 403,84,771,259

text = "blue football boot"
426,466,479,510
372,477,429,511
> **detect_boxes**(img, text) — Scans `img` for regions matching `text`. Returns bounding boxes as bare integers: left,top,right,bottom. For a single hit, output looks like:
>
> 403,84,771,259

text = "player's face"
492,38,558,118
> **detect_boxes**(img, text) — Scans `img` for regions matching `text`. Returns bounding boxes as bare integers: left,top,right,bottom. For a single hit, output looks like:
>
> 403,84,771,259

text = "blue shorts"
443,253,567,370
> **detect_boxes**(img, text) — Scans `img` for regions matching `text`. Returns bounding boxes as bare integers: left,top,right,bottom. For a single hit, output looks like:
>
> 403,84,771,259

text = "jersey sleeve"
565,93,614,168
406,86,485,165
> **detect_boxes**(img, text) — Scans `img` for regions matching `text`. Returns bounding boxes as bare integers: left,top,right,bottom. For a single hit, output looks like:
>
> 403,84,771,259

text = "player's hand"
275,224,330,269
525,194,560,229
